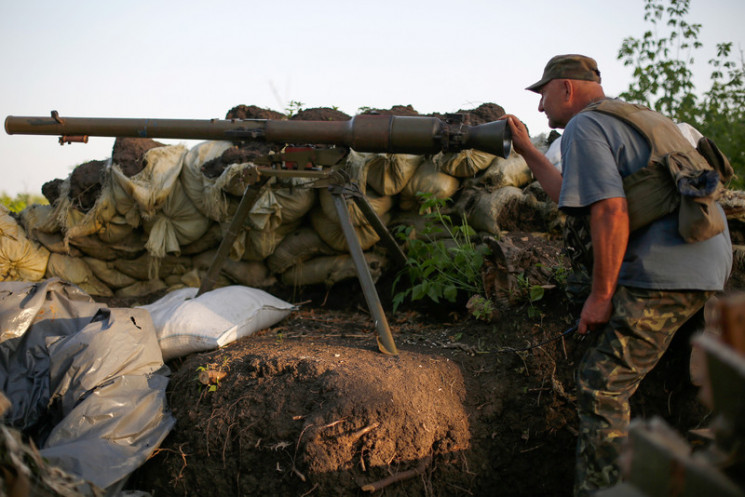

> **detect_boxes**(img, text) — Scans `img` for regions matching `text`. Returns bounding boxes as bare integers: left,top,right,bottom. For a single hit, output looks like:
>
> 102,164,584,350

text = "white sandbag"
45,253,112,297
399,160,460,211
0,214,50,283
545,136,562,173
434,149,496,178
365,153,424,196
480,153,534,189
139,286,296,360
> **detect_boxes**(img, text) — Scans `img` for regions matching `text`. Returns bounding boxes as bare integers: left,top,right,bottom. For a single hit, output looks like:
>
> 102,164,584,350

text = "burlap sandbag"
192,249,276,288
114,278,167,299
266,227,338,274
244,181,317,231
310,207,385,252
113,253,192,281
142,181,211,259
318,188,393,227
45,253,112,297
281,252,387,287
241,220,303,262
467,186,525,235
365,153,424,196
83,257,138,289
0,210,50,282
18,204,58,237
399,160,460,211
180,140,234,221
479,153,533,189
434,149,496,178
68,230,147,262
111,145,188,218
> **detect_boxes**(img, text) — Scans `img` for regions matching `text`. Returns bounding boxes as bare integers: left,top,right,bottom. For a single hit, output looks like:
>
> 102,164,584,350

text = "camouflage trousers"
574,286,713,497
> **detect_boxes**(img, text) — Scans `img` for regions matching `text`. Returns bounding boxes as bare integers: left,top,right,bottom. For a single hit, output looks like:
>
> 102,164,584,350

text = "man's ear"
562,79,573,102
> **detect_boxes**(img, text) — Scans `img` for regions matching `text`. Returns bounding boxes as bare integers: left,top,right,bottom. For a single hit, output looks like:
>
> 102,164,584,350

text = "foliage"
392,193,489,313
618,0,745,188
285,100,305,117
0,192,48,213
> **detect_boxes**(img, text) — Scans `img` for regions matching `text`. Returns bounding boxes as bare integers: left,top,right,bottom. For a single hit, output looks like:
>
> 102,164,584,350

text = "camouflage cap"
526,54,601,93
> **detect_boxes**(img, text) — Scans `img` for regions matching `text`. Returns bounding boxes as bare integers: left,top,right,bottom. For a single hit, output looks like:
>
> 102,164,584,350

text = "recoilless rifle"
5,110,512,356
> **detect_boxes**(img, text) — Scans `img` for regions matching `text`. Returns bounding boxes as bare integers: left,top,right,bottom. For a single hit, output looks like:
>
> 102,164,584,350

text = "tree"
618,0,745,188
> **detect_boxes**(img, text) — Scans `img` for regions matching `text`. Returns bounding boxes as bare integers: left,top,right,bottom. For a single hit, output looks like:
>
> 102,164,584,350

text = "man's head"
527,54,605,129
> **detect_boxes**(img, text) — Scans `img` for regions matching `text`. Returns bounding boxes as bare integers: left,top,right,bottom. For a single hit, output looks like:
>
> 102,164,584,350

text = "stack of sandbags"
3,102,573,297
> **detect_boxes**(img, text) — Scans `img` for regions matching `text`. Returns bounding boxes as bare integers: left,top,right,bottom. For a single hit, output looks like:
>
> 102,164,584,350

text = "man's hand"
578,292,614,335
500,114,534,157
577,197,629,335
498,114,563,202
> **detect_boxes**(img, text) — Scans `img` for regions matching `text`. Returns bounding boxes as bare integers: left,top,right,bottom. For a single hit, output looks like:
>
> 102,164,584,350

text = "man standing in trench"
501,54,732,495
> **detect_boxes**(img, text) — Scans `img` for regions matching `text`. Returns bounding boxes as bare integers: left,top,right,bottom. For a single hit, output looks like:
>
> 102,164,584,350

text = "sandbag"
114,278,167,299
142,180,211,259
245,181,316,231
111,144,188,217
266,227,338,274
318,188,393,227
479,153,534,189
45,253,113,297
467,186,525,235
281,252,387,287
434,149,496,178
82,257,138,290
67,230,147,261
180,140,235,220
365,153,424,196
310,207,383,252
0,210,50,283
139,286,296,361
239,220,303,262
193,250,275,288
113,253,192,281
399,160,460,211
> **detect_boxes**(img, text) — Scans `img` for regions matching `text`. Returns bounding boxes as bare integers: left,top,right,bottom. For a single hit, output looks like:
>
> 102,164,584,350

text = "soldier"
501,54,732,496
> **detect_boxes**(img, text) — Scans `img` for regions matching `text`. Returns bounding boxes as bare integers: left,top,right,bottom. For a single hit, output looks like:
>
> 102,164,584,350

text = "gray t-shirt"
558,109,732,291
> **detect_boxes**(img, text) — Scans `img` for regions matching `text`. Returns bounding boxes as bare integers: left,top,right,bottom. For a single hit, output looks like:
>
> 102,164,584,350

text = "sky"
1,0,743,197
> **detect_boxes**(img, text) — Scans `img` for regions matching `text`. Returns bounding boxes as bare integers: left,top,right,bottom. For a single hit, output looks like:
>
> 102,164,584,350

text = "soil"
112,137,166,177
124,232,710,497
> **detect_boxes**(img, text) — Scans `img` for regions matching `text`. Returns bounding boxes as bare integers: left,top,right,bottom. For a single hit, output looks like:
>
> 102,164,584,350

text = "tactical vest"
581,99,733,243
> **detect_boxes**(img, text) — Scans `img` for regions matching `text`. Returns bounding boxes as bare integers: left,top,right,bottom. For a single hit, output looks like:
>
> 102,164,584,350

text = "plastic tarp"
0,278,175,491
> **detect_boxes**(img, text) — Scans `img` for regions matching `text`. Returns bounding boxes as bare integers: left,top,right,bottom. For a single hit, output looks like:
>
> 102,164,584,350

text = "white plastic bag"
139,286,296,360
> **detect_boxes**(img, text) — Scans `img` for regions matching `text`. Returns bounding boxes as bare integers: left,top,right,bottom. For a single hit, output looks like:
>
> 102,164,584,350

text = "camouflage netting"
3,103,745,299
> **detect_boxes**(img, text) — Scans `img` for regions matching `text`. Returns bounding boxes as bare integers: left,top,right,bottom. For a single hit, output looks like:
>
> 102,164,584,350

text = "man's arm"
578,196,630,335
501,115,563,202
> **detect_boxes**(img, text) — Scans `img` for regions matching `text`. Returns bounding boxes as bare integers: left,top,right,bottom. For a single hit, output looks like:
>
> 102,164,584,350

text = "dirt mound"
457,103,506,125
41,178,64,205
68,159,106,211
292,107,351,121
225,105,285,120
112,137,167,177
362,105,420,116
127,234,708,496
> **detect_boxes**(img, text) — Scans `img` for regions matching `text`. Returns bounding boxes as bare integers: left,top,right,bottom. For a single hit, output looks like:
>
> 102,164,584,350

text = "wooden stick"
360,456,431,493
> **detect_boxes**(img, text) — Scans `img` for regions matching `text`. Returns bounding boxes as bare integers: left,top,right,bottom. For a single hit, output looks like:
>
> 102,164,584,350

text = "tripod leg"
350,194,407,268
196,177,270,297
332,192,399,356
